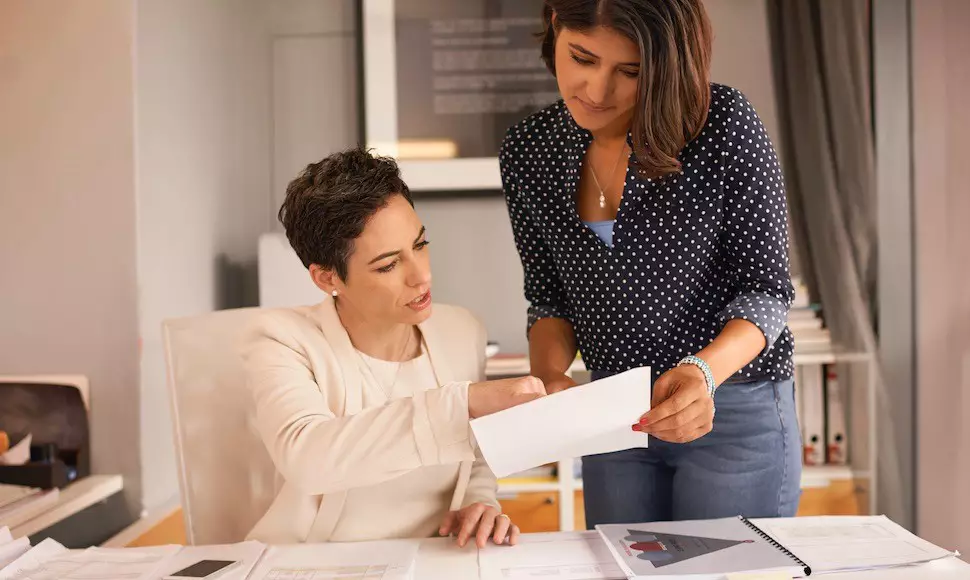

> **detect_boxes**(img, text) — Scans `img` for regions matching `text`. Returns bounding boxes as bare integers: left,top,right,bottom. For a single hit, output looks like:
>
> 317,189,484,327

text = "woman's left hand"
634,364,714,443
439,502,520,548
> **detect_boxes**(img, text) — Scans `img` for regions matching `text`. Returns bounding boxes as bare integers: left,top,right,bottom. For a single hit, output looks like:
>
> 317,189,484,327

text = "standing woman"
501,0,800,526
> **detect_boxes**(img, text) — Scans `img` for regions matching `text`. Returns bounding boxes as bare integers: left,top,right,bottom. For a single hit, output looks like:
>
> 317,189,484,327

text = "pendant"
599,192,606,208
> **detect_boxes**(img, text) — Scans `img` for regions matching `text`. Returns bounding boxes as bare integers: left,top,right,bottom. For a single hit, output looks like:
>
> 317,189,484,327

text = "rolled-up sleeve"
500,132,573,334
718,90,794,354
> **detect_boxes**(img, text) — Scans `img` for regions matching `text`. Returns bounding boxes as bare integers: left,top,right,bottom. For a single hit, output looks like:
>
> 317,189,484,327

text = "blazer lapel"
309,299,364,415
418,313,456,388
309,300,458,411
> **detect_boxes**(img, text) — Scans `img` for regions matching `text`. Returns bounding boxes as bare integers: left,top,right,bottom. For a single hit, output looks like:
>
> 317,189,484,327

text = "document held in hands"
471,367,650,478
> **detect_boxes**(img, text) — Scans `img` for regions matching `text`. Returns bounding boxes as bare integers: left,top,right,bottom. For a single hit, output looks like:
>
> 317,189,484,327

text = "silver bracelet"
677,355,716,399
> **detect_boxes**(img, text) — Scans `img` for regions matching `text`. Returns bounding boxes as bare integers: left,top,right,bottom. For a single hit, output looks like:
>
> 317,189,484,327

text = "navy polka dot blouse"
500,84,795,384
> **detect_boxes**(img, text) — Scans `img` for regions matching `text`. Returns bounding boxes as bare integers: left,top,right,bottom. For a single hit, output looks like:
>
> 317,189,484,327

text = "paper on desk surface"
0,538,67,580
0,527,11,546
0,537,30,571
1,544,181,580
247,539,421,580
750,515,957,574
479,531,624,580
471,367,650,478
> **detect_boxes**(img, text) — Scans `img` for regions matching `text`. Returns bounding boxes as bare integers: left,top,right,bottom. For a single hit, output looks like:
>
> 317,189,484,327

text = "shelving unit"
486,346,877,531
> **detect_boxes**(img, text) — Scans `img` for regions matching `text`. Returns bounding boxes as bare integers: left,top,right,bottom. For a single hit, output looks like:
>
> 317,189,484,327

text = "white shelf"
498,465,861,496
497,481,561,494
800,465,860,488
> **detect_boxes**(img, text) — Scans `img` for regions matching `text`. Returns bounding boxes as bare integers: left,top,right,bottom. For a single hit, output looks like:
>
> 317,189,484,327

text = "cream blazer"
241,299,498,543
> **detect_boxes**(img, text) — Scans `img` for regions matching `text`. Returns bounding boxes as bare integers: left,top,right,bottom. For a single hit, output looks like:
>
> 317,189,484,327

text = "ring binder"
740,515,812,576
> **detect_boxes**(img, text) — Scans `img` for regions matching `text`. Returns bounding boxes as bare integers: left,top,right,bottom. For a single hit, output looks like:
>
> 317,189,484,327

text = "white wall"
704,0,781,149
913,0,970,555
0,0,142,516
135,0,274,511
269,0,358,212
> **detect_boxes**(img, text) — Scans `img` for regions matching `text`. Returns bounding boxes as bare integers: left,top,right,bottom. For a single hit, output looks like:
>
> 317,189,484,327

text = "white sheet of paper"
248,539,421,580
0,527,12,545
471,367,650,478
0,538,68,580
479,531,625,580
750,515,956,574
0,537,31,570
154,541,266,580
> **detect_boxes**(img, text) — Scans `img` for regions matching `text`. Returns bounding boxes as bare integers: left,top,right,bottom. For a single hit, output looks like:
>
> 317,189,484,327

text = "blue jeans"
582,376,801,527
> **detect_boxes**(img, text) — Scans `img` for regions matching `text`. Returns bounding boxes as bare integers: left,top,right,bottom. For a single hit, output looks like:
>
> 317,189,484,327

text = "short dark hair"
539,0,713,178
278,148,413,281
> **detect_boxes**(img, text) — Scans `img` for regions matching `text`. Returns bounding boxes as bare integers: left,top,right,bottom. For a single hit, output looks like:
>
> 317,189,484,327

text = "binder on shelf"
799,364,825,466
824,366,848,465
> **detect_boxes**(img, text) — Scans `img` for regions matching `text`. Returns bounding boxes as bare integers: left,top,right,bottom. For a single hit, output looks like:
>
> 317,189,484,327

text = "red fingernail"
632,424,641,431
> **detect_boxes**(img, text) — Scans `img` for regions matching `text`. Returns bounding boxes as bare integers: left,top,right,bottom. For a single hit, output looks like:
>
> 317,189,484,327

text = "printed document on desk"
479,531,624,580
6,544,180,580
247,539,421,580
471,367,650,478
596,517,808,579
0,538,68,580
750,515,956,574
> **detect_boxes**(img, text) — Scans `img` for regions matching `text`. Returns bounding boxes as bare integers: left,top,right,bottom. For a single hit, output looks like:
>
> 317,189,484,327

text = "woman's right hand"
468,376,546,418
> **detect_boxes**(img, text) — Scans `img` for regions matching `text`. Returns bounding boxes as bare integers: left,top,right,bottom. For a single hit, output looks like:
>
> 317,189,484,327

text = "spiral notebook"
596,516,810,579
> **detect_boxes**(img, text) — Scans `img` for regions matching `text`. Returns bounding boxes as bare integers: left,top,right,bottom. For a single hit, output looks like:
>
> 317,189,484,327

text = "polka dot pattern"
500,83,795,383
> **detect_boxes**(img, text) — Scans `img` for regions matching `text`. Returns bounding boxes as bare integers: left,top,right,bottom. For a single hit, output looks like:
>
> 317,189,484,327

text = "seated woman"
243,148,544,547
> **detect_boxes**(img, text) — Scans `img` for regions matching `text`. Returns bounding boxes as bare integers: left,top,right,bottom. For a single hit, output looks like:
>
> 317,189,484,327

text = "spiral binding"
740,515,812,576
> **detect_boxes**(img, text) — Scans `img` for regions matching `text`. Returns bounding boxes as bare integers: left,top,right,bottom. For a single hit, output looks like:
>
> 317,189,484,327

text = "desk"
10,475,125,547
410,535,970,579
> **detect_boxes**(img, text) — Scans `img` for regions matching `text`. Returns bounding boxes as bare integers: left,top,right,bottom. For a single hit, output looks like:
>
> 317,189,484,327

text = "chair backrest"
162,308,278,545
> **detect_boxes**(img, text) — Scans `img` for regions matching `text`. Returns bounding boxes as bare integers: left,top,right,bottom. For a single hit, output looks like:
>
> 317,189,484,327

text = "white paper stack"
0,537,69,580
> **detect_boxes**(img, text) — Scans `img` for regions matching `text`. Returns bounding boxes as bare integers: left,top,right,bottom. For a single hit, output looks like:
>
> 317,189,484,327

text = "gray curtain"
766,0,908,526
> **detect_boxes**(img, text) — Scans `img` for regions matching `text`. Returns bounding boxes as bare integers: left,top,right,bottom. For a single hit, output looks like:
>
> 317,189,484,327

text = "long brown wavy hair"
539,0,713,178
